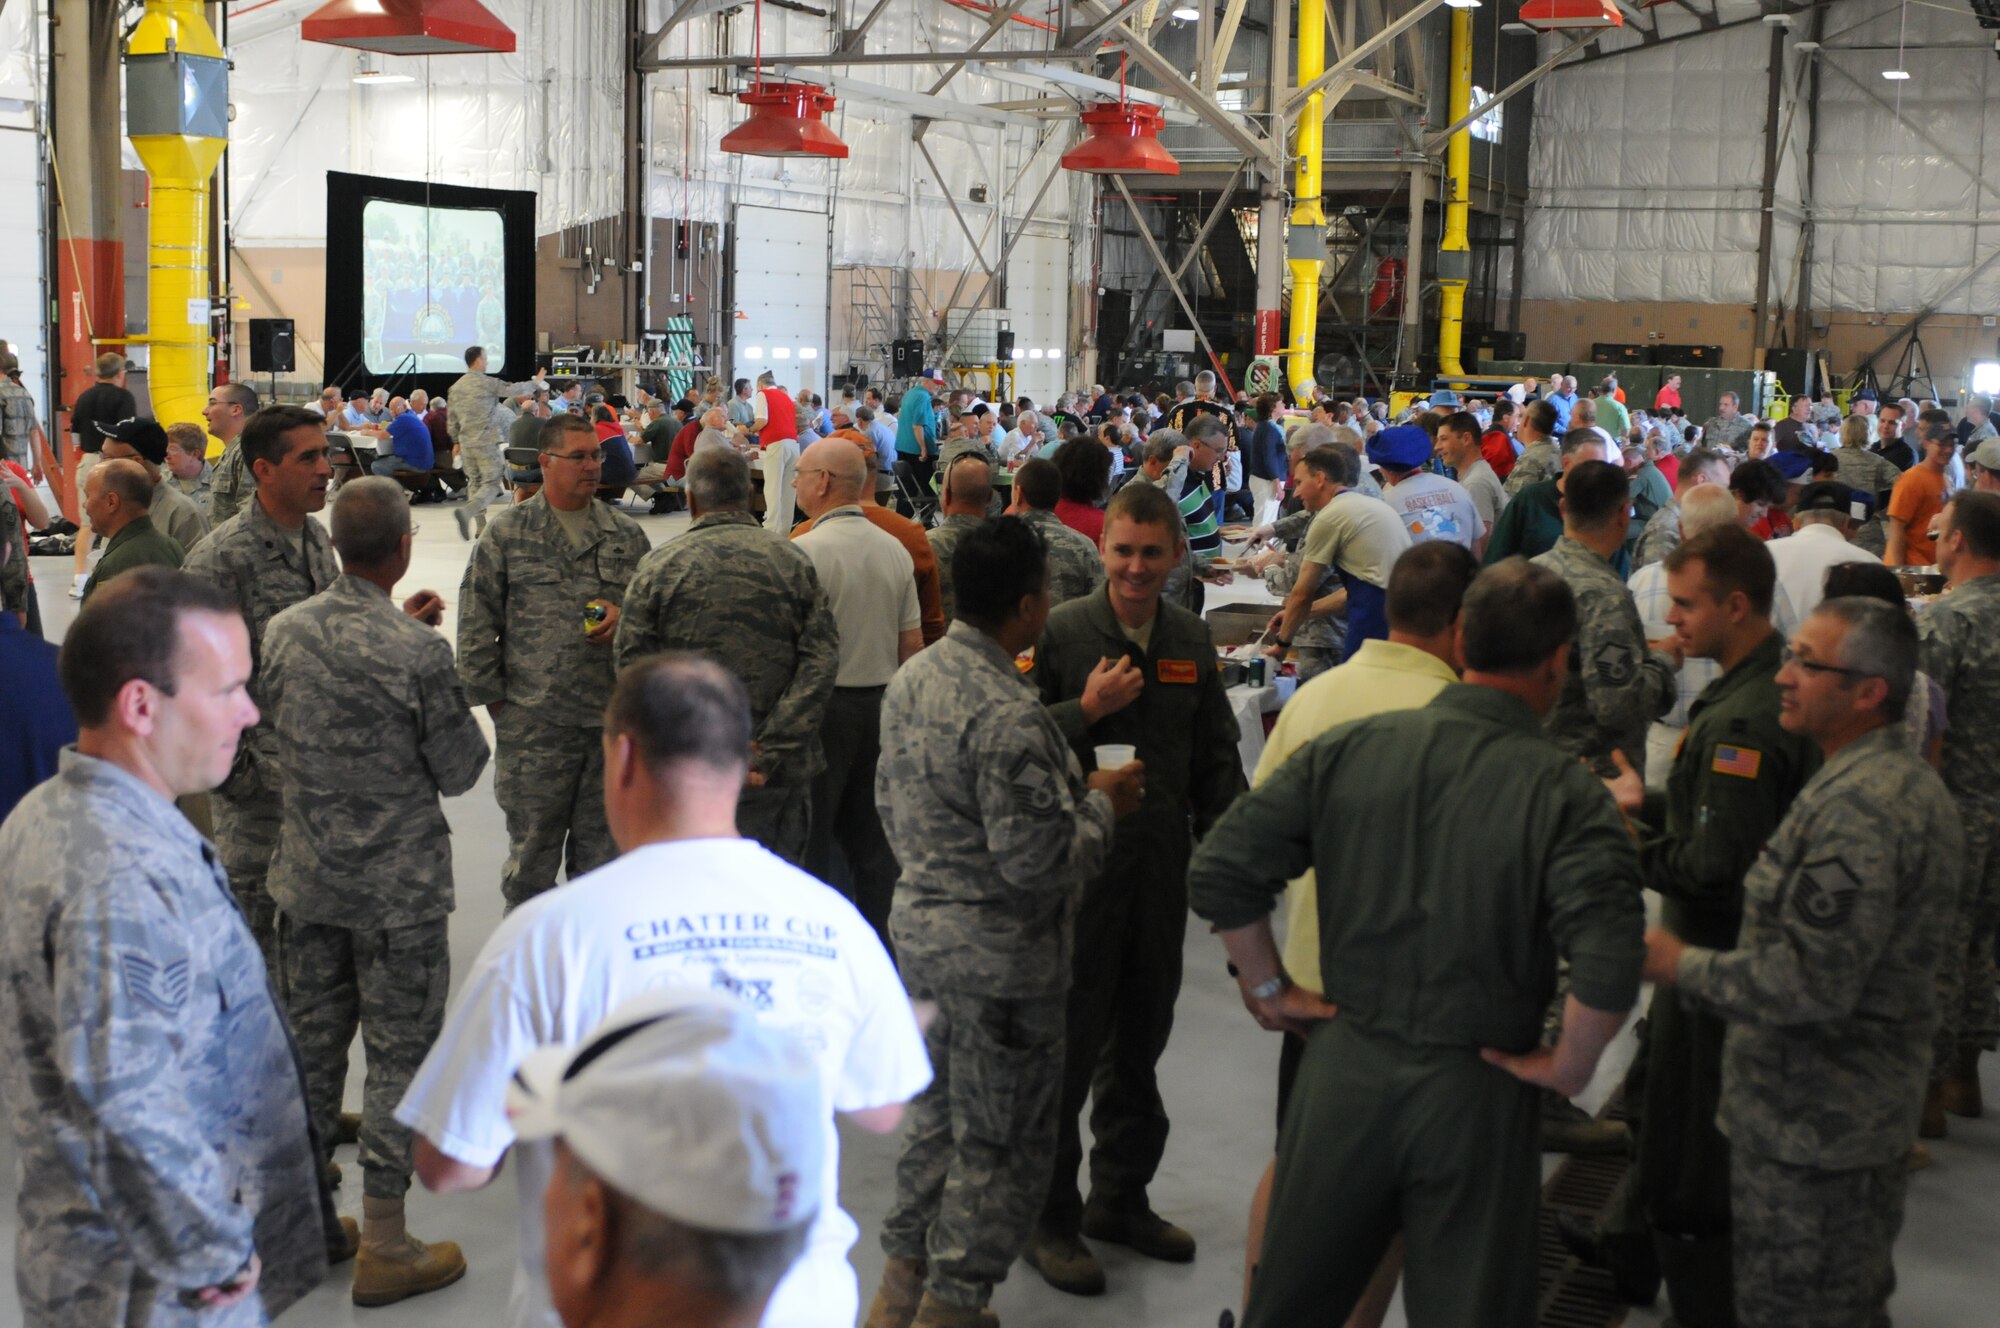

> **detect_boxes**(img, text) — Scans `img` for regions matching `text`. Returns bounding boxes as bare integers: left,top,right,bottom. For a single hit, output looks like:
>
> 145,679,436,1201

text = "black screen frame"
322,171,537,400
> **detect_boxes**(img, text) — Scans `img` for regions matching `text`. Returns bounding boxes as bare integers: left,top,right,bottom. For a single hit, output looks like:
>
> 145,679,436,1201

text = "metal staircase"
838,264,903,388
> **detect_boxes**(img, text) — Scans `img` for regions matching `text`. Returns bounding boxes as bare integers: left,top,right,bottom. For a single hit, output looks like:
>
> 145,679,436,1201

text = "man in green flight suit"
1188,559,1645,1328
1026,478,1247,1296
1573,525,1820,1326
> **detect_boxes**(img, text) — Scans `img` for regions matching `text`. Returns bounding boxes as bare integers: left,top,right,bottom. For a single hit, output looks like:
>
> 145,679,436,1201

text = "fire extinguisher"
1367,258,1405,321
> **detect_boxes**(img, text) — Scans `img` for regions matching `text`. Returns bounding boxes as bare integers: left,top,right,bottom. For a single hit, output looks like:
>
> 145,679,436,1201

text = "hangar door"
732,205,829,396
1007,230,1069,404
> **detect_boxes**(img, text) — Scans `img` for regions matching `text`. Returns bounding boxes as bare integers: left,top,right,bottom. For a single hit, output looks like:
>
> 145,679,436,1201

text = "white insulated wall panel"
732,205,829,396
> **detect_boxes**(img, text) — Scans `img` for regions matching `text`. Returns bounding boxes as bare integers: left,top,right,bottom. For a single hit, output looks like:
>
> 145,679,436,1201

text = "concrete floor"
8,508,2000,1326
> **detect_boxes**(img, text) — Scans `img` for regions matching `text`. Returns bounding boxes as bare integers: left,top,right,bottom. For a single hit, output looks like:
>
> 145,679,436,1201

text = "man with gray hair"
614,448,839,866
78,459,181,604
516,995,825,1328
261,477,486,1305
1702,392,1753,451
450,344,547,541
1165,370,1236,436
1644,596,1962,1328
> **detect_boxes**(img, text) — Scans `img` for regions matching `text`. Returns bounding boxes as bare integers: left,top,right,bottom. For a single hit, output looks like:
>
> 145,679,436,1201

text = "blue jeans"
371,455,420,477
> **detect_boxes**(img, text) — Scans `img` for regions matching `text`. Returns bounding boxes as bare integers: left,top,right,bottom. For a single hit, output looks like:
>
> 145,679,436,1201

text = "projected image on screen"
362,200,507,374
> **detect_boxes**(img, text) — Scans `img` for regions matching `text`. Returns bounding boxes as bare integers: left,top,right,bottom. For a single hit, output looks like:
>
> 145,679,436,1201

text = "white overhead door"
0,114,47,433
732,205,828,396
1008,231,1069,405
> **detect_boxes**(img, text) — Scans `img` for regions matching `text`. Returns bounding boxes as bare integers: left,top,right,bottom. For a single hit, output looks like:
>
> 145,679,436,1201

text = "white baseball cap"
507,991,824,1234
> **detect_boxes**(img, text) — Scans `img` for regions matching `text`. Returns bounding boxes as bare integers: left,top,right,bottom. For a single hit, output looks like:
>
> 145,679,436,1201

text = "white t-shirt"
395,838,932,1328
1382,471,1481,549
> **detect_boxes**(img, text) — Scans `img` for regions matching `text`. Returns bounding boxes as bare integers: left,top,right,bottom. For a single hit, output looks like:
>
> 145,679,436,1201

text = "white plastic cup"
1094,743,1137,770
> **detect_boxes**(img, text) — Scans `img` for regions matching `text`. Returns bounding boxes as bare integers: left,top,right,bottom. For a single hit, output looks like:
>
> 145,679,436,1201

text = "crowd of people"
0,339,1996,1328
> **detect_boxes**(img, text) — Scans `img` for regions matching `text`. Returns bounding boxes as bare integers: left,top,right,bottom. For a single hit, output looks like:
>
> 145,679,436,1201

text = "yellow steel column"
1436,5,1473,377
1286,0,1327,402
126,0,228,433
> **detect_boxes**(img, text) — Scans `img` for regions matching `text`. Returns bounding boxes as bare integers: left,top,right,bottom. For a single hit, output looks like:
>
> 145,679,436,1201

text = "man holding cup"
1026,479,1249,1295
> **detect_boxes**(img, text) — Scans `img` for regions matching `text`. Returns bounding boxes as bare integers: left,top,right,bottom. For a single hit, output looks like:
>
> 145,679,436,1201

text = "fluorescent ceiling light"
1028,349,1045,359
742,346,764,360
800,347,819,360
1046,348,1064,360
1444,0,1481,8
1882,68,1911,79
1171,6,1200,20
772,347,792,359
1501,21,1534,34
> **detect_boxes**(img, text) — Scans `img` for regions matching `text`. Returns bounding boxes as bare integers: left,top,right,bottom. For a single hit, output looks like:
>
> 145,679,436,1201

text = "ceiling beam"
1422,32,1597,153
1281,0,1444,118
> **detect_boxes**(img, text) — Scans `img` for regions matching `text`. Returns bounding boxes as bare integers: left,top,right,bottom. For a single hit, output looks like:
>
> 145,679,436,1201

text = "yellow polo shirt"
1253,638,1459,990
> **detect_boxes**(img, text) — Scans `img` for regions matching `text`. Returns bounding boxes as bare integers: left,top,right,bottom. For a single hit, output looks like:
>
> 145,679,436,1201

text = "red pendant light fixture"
302,0,517,55
720,0,851,159
1061,55,1180,175
721,83,851,159
1516,0,1624,29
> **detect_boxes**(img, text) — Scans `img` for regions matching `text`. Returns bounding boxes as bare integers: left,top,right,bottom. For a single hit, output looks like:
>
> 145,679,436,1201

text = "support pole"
1435,5,1472,378
1111,176,1234,393
1286,0,1328,401
1749,24,1786,355
1252,0,1288,365
1399,164,1425,375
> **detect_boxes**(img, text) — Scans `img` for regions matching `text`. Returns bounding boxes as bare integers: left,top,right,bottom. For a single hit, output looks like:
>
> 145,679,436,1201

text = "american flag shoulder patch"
1712,745,1762,779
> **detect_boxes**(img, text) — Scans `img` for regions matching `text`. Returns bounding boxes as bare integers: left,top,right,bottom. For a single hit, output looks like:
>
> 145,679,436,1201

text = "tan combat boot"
351,1196,467,1307
909,1291,996,1328
1920,1082,1949,1139
862,1257,928,1328
1940,1048,1984,1118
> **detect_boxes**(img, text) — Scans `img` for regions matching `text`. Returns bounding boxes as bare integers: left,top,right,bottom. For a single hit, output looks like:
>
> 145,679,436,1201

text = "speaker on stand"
249,318,296,398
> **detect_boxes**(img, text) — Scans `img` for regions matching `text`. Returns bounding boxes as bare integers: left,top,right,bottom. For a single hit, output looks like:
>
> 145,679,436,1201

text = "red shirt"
1655,386,1681,411
665,419,703,481
1054,497,1105,544
593,419,626,444
1480,429,1517,480
1750,508,1794,542
1655,454,1680,491
759,388,798,444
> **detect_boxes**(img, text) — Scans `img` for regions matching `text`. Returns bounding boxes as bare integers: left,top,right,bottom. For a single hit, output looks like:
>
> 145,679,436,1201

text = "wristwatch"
1248,973,1292,1002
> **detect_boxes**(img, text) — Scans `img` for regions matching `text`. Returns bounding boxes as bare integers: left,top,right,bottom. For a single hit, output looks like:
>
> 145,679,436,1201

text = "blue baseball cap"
1367,425,1434,470
1769,449,1815,481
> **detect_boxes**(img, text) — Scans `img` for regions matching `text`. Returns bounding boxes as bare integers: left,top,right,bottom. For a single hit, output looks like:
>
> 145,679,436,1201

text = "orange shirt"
1885,464,1949,564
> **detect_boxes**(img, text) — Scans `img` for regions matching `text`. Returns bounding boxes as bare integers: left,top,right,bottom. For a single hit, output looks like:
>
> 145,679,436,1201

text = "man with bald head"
262,477,484,1304
926,453,994,622
80,459,183,602
98,417,209,554
791,437,922,936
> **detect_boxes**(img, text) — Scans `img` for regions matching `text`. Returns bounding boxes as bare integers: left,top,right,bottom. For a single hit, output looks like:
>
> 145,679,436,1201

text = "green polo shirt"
81,515,184,603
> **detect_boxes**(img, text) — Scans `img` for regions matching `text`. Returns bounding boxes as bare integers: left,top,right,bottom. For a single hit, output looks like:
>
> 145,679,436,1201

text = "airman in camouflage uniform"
1021,507,1105,607
459,461,650,910
263,489,488,1302
205,443,253,528
1916,496,2000,1120
925,512,982,622
447,347,544,540
0,570,343,1328
1505,435,1560,495
868,517,1126,1327
1534,531,1675,771
1831,436,1901,556
0,491,24,617
1263,504,1344,680
614,450,838,867
1654,600,1962,1328
181,420,340,980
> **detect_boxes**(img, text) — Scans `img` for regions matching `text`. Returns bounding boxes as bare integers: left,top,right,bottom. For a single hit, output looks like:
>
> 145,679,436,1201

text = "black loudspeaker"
1591,342,1648,365
891,338,925,377
248,318,295,374
1765,348,1815,397
996,328,1016,362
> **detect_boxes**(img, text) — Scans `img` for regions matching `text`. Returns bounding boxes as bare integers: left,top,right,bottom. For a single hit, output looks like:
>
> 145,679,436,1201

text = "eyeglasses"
1780,645,1872,681
546,450,604,464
